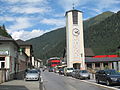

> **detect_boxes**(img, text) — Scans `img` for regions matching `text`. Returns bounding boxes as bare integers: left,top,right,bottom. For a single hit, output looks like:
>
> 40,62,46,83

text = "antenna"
72,3,75,10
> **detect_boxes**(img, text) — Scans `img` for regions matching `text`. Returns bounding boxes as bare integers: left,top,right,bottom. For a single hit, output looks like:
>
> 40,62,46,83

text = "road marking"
80,80,119,90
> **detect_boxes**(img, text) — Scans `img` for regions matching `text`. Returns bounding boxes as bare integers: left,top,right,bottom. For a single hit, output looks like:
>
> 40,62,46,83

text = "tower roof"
65,9,82,16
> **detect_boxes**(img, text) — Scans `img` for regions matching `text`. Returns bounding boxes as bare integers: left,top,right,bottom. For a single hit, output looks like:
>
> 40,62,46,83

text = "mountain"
27,28,66,63
26,11,118,63
0,25,11,38
84,11,120,55
83,11,114,29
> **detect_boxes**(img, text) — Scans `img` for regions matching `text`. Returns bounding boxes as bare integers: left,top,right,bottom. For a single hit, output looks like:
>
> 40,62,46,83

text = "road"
0,71,119,90
42,71,111,90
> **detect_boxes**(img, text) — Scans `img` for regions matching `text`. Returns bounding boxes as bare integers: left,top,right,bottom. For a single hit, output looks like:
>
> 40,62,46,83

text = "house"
0,36,28,81
16,39,33,68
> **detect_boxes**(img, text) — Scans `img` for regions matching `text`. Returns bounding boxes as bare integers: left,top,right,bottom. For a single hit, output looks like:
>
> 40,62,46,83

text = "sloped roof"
16,39,32,46
0,35,13,41
0,35,19,47
85,57,120,62
85,48,95,56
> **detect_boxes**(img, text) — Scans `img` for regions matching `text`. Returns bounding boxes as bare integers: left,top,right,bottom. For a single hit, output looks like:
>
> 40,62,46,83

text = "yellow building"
16,39,33,68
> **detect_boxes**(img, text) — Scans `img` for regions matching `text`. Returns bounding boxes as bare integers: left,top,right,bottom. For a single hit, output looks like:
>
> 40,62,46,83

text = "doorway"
0,57,5,68
73,63,81,69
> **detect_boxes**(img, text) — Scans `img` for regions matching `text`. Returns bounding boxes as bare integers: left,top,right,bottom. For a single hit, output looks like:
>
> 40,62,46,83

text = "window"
72,11,78,24
0,57,5,61
1,62,5,68
95,63,100,67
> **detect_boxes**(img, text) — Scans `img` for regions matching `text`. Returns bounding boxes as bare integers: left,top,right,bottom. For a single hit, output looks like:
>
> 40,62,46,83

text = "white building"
0,36,28,80
66,9,85,69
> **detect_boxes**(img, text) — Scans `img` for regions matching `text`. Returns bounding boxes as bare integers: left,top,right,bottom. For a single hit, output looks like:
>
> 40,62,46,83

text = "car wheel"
106,80,111,86
96,78,100,84
88,77,90,79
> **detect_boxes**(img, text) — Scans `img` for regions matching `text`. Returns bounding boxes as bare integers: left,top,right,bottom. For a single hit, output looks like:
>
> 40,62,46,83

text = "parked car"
59,68,64,75
25,69,40,81
76,70,90,79
95,69,120,85
71,69,79,78
64,67,74,76
49,67,54,72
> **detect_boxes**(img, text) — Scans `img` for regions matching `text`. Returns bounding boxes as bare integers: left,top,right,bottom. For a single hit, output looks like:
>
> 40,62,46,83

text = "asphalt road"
0,71,119,90
42,71,110,90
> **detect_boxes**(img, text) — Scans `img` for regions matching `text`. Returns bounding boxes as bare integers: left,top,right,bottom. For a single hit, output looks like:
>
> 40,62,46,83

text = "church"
64,8,120,71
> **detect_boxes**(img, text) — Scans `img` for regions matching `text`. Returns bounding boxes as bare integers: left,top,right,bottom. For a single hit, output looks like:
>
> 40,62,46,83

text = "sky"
0,0,120,41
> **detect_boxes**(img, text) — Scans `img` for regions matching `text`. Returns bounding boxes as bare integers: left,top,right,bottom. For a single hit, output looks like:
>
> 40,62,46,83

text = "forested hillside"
84,11,120,55
26,11,120,62
27,28,66,61
83,11,114,29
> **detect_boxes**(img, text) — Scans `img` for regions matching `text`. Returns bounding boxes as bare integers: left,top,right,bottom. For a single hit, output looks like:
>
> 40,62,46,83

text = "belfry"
65,9,85,69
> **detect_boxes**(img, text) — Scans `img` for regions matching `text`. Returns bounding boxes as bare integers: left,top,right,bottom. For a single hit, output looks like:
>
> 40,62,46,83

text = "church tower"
65,9,85,70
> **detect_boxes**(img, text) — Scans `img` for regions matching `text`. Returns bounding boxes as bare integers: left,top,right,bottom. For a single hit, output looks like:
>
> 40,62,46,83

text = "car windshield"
27,70,38,73
81,70,88,73
67,68,73,70
105,70,120,75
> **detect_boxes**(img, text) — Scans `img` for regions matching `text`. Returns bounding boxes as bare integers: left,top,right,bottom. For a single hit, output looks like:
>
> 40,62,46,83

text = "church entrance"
73,63,81,69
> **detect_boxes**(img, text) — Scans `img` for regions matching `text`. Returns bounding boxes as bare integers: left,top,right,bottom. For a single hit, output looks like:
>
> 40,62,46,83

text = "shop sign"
0,50,9,55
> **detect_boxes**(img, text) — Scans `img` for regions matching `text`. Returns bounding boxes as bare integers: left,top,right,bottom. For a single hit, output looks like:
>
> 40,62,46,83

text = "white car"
64,68,74,76
25,69,40,81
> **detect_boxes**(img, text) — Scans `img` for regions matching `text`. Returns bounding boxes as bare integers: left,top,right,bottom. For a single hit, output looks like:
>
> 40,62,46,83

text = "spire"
72,3,75,10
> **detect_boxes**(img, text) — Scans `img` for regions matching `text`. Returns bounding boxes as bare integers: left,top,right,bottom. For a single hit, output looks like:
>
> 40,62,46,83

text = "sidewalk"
0,80,39,90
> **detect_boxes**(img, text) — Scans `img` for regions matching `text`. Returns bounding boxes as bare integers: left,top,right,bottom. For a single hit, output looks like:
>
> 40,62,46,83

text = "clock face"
73,28,80,36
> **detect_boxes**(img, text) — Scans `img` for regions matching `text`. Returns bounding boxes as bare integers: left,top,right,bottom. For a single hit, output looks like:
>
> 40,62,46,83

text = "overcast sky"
0,0,120,40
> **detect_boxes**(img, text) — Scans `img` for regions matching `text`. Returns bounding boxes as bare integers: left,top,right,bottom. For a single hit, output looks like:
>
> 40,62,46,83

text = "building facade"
16,39,33,68
0,36,28,80
66,9,85,69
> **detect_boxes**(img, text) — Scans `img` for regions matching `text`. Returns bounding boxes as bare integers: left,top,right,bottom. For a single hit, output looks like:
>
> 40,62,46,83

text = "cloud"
58,0,120,14
0,16,14,22
11,29,48,40
96,0,120,9
8,17,33,32
2,0,45,4
58,0,90,11
1,0,51,15
10,6,50,14
41,18,65,27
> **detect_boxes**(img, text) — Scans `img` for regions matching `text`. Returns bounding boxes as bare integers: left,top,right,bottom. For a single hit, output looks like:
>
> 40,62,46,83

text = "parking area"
53,71,120,90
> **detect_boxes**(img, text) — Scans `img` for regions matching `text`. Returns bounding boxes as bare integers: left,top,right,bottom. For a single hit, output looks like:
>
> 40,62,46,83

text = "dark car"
95,69,120,85
49,67,54,72
59,68,64,75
